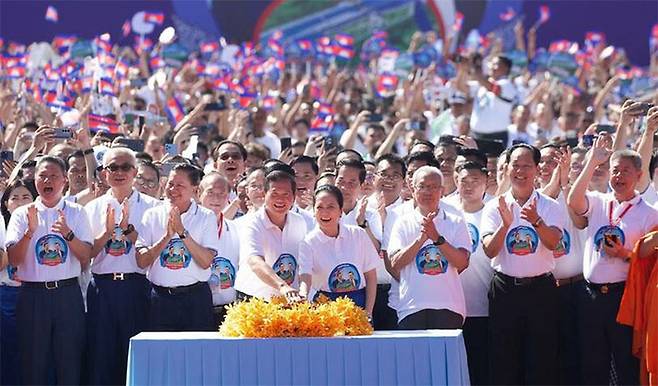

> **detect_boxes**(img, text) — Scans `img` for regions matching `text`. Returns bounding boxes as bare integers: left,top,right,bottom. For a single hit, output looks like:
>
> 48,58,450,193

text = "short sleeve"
359,229,380,273
366,208,383,243
480,200,502,237
73,208,93,245
445,214,472,253
5,207,27,248
540,196,566,231
199,213,220,252
387,218,407,254
584,191,604,218
297,238,314,276
239,221,264,262
136,209,154,249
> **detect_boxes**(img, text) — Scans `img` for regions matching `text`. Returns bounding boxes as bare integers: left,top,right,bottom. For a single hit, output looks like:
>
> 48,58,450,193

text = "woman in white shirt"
299,185,378,317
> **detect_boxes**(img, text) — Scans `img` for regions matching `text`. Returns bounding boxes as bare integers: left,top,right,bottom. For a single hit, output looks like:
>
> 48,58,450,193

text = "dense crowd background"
1,8,658,386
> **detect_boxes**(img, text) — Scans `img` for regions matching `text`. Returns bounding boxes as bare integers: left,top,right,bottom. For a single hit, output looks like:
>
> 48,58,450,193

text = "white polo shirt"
292,204,315,231
209,215,239,305
469,78,518,135
0,217,18,286
641,184,658,208
5,198,93,282
137,200,219,287
299,225,379,293
582,192,658,284
234,207,306,299
551,193,585,280
367,196,403,285
85,189,161,275
388,207,472,321
480,190,564,278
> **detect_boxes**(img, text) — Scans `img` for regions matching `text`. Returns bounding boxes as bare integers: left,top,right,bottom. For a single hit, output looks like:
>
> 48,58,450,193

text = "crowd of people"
0,17,657,386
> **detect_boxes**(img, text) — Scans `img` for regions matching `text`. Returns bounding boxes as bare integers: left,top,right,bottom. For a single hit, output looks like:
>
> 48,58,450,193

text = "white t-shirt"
291,204,315,231
254,129,282,159
459,207,495,317
137,201,219,287
469,78,519,135
388,207,472,321
5,198,93,282
85,190,161,275
641,184,658,209
368,196,403,284
0,217,17,286
234,208,306,299
582,192,658,283
299,225,379,293
209,216,239,305
480,190,564,277
551,193,584,280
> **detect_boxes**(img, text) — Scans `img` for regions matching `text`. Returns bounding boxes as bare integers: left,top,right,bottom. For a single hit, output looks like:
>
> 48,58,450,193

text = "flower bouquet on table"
219,295,373,337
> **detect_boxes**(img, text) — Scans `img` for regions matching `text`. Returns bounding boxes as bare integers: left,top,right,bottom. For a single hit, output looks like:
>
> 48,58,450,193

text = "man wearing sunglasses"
84,147,161,385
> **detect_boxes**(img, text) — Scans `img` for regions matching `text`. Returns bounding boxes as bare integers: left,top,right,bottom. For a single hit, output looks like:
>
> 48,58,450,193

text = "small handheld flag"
45,6,59,23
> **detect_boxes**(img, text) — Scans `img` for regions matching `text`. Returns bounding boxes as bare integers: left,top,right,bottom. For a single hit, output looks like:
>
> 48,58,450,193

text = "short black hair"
265,170,297,193
314,184,344,209
36,156,67,175
135,152,153,163
172,163,203,186
456,161,488,175
336,158,367,184
366,123,386,135
293,118,310,128
411,139,435,152
497,55,513,75
458,148,487,168
506,143,541,165
66,151,85,170
290,155,319,175
214,140,247,161
265,162,296,177
376,153,407,176
336,148,363,162
138,160,160,180
406,151,440,169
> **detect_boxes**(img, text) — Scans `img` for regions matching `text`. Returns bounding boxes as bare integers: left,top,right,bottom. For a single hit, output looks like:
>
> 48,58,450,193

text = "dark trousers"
373,284,398,330
472,130,509,147
556,280,583,385
398,309,463,330
149,282,214,331
1,285,20,386
16,283,85,385
578,281,639,386
463,316,489,386
86,275,151,385
489,272,559,385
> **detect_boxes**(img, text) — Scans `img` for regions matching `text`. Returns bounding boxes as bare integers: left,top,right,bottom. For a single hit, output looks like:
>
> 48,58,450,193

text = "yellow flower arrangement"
219,295,373,337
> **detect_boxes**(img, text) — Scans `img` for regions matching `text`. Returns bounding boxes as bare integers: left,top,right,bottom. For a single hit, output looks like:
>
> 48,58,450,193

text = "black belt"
153,281,205,296
586,281,625,295
556,273,584,287
93,272,145,281
22,277,78,290
495,271,554,286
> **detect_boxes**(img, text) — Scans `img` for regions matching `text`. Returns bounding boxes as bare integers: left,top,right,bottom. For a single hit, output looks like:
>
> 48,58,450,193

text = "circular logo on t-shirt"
467,223,480,253
7,265,19,282
594,225,626,257
553,228,571,258
272,253,297,285
159,238,192,270
415,244,448,275
328,263,361,293
506,226,539,256
209,256,236,290
104,226,132,256
35,234,68,266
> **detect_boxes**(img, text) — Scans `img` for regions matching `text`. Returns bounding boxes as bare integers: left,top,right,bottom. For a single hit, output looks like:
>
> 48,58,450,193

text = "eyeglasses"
106,163,135,172
219,152,242,161
376,172,403,181
136,176,158,189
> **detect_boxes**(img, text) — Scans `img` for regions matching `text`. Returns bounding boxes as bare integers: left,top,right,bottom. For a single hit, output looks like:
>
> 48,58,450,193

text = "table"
127,330,470,385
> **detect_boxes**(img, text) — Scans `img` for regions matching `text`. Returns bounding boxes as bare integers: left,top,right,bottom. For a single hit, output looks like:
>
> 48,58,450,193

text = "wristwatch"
433,235,446,246
532,218,544,228
64,230,75,242
358,220,368,229
123,224,135,235
179,229,189,239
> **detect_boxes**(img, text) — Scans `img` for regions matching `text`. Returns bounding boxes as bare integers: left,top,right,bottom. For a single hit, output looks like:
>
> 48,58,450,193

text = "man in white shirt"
250,106,282,158
481,144,563,385
84,148,160,385
469,55,519,145
136,164,219,331
335,159,382,251
451,161,495,385
567,143,657,385
234,171,306,301
213,140,247,195
6,156,93,385
389,166,471,329
198,172,240,327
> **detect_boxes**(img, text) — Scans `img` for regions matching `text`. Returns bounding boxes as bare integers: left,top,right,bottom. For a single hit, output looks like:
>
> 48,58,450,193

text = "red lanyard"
217,213,224,239
608,201,633,227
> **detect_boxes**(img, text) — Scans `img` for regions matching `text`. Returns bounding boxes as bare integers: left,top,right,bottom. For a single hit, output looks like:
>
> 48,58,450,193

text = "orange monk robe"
617,228,658,386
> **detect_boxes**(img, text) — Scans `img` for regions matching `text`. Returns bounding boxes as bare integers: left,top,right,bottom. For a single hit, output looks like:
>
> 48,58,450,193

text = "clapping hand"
26,204,38,234
420,211,440,242
497,196,514,228
119,199,130,229
105,204,116,234
520,197,540,225
51,210,72,238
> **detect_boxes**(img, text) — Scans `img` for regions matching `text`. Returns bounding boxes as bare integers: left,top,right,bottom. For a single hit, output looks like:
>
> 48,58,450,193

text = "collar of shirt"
34,197,66,212
503,189,540,209
257,207,291,231
608,192,642,206
106,188,141,205
165,199,199,220
313,225,347,244
412,206,446,223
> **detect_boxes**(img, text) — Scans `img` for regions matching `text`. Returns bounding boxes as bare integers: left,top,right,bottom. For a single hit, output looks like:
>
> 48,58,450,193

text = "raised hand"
420,211,439,242
26,204,38,234
497,196,514,228
520,197,540,225
168,206,185,236
51,210,72,238
356,198,368,227
588,134,612,166
119,199,130,229
105,204,116,234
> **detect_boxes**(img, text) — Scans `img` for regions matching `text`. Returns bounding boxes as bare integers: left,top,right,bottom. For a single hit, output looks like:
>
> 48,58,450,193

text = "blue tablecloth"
127,330,470,385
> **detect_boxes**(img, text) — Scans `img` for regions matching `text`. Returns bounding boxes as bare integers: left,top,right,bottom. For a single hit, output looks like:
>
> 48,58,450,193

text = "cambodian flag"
144,12,164,25
122,20,131,37
8,42,26,55
200,41,220,55
45,6,58,23
267,39,284,58
499,7,516,22
453,12,464,32
88,114,119,133
262,95,277,111
335,34,354,48
377,73,399,95
333,45,354,60
81,76,93,93
538,5,550,25
53,35,76,53
298,39,313,53
651,24,658,53
3,54,26,68
149,56,165,70
585,32,605,52
165,96,185,125
95,36,112,54
98,78,115,96
134,37,153,54
114,60,129,79
235,93,256,109
310,116,332,135
5,66,26,79
316,102,334,119
549,40,576,53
